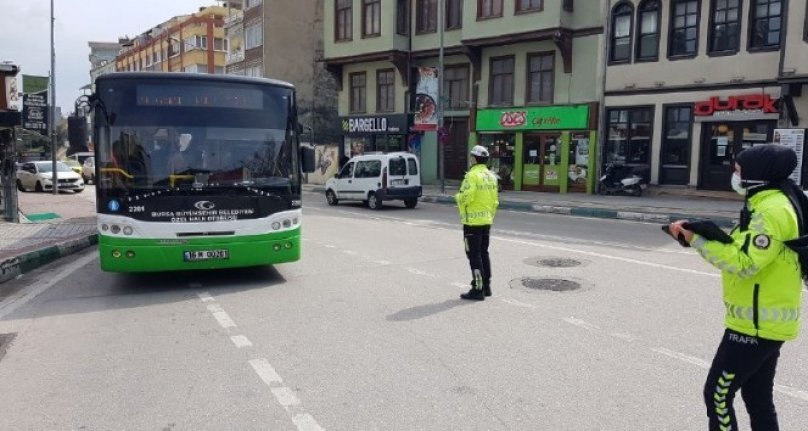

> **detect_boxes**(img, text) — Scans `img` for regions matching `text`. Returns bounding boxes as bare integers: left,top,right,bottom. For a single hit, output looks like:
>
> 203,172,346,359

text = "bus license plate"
183,249,229,262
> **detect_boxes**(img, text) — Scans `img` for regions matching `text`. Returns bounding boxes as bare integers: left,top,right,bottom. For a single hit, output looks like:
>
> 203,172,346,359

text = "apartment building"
225,0,340,149
323,0,605,192
88,41,122,85
604,0,808,192
115,6,229,75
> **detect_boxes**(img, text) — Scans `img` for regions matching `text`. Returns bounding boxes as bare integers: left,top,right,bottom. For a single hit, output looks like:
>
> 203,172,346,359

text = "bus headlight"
282,219,291,228
271,222,281,230
110,225,121,234
101,224,109,232
123,226,134,236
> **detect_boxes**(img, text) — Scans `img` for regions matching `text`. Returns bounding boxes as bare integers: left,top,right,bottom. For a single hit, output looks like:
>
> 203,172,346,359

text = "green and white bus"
91,73,314,272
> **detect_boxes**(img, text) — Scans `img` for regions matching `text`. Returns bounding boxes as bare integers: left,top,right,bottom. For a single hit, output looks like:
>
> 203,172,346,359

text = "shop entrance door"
444,118,469,180
699,121,775,191
522,133,561,192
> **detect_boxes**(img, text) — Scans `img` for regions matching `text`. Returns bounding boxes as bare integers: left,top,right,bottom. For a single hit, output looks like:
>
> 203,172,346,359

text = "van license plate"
391,179,407,186
184,249,229,262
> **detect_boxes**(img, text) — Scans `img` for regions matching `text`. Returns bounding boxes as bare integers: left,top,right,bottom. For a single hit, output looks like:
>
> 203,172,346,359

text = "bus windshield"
94,76,298,196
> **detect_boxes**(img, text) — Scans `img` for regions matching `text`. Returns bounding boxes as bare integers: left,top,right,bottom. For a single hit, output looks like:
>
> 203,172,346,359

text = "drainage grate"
537,258,581,268
0,333,16,362
522,278,581,292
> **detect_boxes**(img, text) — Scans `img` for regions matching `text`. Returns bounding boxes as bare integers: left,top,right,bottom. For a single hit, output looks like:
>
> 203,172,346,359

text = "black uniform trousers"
704,329,784,431
463,225,491,290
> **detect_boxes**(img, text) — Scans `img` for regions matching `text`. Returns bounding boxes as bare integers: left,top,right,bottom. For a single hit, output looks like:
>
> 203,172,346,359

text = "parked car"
325,152,422,209
16,161,85,193
82,156,95,184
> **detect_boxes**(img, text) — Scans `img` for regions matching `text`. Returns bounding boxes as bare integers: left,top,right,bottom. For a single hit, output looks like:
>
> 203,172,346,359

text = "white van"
325,152,422,209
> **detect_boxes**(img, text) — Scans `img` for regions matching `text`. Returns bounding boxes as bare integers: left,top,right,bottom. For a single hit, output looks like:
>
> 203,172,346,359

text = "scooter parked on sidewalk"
598,163,647,196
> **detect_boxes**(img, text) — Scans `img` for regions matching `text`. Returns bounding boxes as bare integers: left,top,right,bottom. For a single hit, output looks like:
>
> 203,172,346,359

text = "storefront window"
606,107,653,166
375,135,405,153
661,105,692,185
346,136,372,157
478,134,515,189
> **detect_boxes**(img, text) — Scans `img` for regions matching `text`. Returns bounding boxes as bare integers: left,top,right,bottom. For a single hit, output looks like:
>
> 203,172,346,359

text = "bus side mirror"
301,146,315,173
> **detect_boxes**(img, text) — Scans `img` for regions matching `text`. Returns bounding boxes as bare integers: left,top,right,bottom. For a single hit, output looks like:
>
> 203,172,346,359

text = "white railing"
226,51,245,65
224,14,243,27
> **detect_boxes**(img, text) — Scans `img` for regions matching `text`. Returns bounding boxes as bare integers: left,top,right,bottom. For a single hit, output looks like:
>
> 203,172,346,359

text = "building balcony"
226,51,245,65
224,14,243,28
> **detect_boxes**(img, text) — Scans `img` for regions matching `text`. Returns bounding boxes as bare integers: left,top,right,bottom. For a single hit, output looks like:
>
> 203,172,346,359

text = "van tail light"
382,168,388,191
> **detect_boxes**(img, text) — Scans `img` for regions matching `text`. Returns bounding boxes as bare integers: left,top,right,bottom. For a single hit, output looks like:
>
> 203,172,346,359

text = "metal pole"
50,0,58,194
437,0,445,194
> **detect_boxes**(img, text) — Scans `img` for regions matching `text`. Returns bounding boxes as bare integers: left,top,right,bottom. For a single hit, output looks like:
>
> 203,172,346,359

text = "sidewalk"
303,183,742,227
0,191,98,284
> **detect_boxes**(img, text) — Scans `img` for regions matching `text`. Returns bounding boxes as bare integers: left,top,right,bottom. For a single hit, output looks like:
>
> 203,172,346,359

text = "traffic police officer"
669,145,804,431
456,145,499,301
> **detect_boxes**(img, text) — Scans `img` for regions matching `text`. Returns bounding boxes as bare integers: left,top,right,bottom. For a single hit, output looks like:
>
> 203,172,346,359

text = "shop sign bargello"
343,117,388,133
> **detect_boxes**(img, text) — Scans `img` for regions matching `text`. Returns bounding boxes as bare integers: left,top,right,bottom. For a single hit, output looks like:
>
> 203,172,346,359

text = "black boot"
460,288,485,301
483,285,492,297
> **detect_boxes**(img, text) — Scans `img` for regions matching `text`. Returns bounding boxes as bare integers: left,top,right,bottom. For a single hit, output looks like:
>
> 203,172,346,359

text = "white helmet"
470,145,489,157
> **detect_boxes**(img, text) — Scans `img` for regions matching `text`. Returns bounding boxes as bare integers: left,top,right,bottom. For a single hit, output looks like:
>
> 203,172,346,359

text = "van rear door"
387,156,409,188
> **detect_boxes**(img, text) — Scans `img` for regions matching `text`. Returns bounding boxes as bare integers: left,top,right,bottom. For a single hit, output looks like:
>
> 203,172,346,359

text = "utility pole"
437,0,445,194
50,0,59,194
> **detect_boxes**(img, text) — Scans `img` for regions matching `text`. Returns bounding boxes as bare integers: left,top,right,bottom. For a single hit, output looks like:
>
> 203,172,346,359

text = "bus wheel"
367,192,382,210
404,198,418,209
326,190,339,206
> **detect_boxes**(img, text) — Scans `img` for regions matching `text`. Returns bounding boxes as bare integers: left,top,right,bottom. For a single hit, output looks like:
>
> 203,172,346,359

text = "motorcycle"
598,163,647,196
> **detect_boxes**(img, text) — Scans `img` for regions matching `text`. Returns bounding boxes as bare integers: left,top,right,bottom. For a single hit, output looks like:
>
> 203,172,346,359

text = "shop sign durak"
694,94,778,116
344,117,388,133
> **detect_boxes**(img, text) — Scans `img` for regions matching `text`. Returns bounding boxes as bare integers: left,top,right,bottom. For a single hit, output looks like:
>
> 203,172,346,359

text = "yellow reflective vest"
691,189,803,341
455,163,499,226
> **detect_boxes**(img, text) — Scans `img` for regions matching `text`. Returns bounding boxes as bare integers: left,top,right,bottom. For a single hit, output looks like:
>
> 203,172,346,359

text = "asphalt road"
0,192,806,430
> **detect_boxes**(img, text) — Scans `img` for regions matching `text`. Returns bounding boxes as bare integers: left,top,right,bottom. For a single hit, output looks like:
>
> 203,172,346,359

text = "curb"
303,186,736,228
0,234,99,285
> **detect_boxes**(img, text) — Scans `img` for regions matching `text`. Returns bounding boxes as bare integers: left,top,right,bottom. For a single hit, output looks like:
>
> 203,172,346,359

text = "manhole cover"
522,278,581,292
537,258,581,268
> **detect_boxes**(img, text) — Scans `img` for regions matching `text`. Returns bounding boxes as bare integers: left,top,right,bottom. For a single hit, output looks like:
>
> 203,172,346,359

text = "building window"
446,0,463,29
336,0,353,41
526,52,554,104
183,64,207,74
749,0,782,49
416,0,437,34
214,38,228,51
478,0,504,19
669,0,700,57
245,23,263,49
363,0,381,37
444,64,470,110
168,39,181,57
246,64,263,77
660,105,693,185
488,56,514,106
516,0,543,13
606,107,653,166
214,66,225,74
563,0,574,12
376,69,395,112
397,0,409,35
184,35,208,50
610,2,634,63
636,0,660,61
708,0,741,54
350,72,367,113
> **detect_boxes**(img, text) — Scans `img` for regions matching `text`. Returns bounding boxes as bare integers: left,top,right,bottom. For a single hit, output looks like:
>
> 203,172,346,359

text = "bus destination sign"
136,84,264,109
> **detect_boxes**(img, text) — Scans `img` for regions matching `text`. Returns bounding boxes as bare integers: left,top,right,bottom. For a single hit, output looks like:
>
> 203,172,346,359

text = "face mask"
731,173,746,196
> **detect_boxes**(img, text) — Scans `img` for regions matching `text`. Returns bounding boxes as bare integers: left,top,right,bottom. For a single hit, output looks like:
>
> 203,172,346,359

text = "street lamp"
437,0,445,194
50,0,58,194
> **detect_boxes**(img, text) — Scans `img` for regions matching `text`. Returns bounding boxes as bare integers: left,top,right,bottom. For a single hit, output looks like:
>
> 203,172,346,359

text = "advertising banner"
5,75,21,111
774,129,805,185
22,75,49,133
413,67,438,131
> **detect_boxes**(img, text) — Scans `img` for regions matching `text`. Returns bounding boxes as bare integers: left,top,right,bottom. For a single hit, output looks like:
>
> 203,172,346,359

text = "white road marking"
374,260,392,265
249,358,283,386
774,384,808,402
196,292,215,302
501,298,538,309
450,282,469,289
651,347,711,369
563,317,599,331
207,304,237,328
271,386,302,407
494,236,721,278
230,335,252,348
292,413,326,431
407,268,438,278
0,252,97,320
342,250,358,255
323,245,335,249
609,332,638,342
